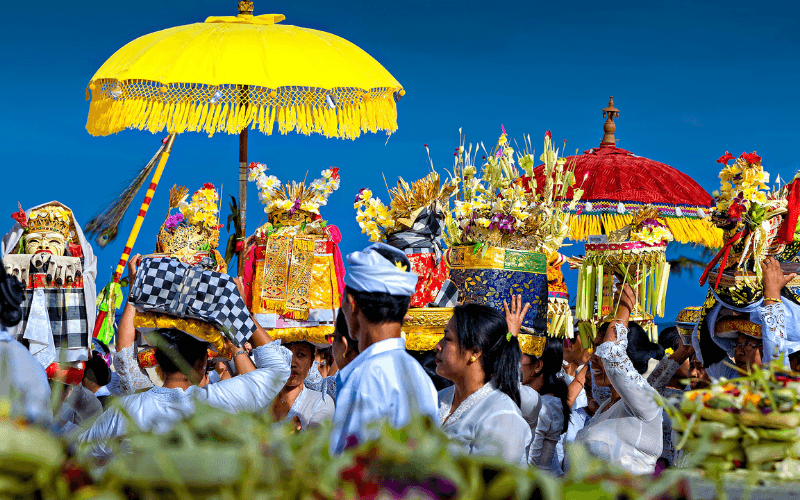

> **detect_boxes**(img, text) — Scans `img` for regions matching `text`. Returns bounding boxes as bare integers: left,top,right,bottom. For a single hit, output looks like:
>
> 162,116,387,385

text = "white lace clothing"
574,323,663,475
113,345,156,395
304,364,338,403
647,357,685,466
79,341,291,462
530,394,566,474
286,386,335,429
439,382,532,465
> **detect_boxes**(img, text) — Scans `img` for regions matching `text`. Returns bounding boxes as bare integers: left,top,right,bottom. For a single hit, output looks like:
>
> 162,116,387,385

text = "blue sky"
2,0,798,321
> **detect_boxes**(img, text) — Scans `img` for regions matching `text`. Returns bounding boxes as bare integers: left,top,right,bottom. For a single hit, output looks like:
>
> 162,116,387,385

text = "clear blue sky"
2,0,798,321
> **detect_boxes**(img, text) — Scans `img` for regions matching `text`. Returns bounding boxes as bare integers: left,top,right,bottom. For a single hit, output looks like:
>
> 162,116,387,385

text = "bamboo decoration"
91,134,177,339
575,206,673,345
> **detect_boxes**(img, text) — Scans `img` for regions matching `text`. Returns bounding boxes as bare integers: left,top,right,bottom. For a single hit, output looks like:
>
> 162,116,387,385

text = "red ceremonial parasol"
530,97,722,248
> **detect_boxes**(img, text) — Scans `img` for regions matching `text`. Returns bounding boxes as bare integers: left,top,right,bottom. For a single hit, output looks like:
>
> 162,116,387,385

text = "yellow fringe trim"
86,80,400,139
269,326,334,345
133,312,225,354
569,214,723,248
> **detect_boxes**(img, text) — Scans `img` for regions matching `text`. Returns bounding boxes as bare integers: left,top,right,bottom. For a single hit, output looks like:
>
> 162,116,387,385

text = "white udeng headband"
344,243,418,296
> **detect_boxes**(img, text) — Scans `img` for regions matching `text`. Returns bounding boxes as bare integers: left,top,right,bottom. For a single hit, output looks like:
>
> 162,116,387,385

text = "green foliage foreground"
5,404,695,500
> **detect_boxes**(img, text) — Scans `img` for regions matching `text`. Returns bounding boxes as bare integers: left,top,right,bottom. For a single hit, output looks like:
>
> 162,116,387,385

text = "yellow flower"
273,199,293,211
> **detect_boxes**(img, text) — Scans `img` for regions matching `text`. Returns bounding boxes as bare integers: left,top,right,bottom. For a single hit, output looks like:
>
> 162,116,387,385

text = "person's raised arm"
566,364,589,408
113,254,153,394
596,282,660,421
116,254,143,352
759,257,793,365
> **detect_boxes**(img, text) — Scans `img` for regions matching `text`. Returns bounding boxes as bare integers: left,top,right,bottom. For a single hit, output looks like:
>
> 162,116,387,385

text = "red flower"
329,166,339,180
10,202,26,228
423,143,428,148
728,202,744,219
716,151,735,164
545,130,552,140
203,182,216,191
741,151,761,164
235,240,244,252
248,161,257,169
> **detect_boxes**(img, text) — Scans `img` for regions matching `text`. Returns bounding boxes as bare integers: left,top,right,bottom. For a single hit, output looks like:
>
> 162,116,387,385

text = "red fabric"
777,179,800,245
325,225,346,298
241,245,259,310
46,362,85,385
407,253,448,307
91,310,107,339
68,242,83,258
530,145,714,207
699,228,746,289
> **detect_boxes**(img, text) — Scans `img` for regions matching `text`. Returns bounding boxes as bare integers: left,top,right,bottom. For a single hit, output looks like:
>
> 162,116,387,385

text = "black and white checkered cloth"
432,279,459,308
129,257,255,347
19,288,87,352
386,205,444,262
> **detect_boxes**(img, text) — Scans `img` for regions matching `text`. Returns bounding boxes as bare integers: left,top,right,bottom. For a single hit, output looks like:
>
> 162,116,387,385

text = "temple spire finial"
600,96,619,147
238,1,254,15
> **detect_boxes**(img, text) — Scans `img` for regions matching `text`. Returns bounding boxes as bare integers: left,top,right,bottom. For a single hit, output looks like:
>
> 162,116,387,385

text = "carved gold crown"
26,206,74,241
156,185,220,256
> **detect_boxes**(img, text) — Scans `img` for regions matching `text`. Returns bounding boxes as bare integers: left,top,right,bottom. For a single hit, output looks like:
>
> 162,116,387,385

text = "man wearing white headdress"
330,243,439,454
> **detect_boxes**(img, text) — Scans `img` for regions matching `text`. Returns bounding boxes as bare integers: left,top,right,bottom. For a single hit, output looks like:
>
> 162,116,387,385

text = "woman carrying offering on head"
505,295,570,474
573,282,664,475
435,303,531,464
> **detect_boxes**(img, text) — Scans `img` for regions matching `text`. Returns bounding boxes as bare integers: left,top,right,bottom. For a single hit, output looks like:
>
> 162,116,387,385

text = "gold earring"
469,355,477,363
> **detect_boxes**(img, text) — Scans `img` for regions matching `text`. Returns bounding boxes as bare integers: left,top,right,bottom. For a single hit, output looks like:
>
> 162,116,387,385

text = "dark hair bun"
0,259,25,328
626,322,666,374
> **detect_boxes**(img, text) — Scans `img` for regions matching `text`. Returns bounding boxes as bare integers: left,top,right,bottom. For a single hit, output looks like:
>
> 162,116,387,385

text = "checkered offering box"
129,257,255,347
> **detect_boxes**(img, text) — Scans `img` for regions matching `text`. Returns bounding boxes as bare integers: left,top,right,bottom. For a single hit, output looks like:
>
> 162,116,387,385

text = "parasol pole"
92,133,177,338
235,0,254,276
237,97,248,276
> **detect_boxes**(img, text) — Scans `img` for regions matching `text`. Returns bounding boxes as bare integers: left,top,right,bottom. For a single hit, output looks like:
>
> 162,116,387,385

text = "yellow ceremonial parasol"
85,0,404,277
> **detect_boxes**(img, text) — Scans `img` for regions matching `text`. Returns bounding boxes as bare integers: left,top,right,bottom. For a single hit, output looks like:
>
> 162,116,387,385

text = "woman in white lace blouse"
435,304,533,465
574,283,664,475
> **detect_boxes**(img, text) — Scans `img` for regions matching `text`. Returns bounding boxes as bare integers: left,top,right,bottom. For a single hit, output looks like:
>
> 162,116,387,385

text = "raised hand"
503,294,531,336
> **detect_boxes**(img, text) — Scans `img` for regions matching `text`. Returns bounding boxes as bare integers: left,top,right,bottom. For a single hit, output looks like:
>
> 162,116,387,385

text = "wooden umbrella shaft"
238,125,248,276
112,133,177,282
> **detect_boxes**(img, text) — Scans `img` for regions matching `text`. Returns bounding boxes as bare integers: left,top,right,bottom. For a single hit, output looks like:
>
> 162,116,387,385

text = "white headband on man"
344,243,418,296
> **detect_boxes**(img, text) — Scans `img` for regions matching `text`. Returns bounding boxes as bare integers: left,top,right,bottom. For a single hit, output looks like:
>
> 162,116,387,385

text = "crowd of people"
0,232,797,479
0,198,798,475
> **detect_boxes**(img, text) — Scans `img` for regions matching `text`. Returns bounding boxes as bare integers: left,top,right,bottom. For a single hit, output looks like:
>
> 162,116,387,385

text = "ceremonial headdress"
444,129,583,338
242,164,344,346
692,152,800,366
0,201,97,378
353,171,460,350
